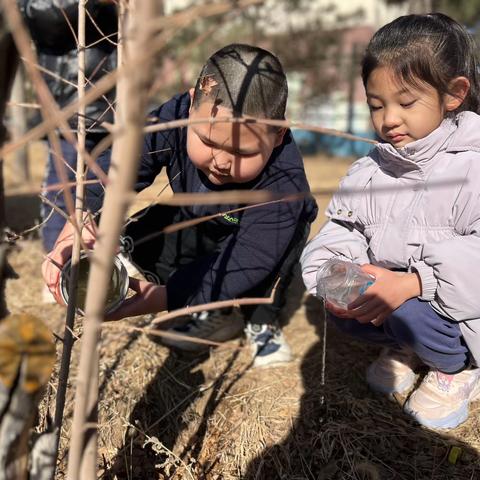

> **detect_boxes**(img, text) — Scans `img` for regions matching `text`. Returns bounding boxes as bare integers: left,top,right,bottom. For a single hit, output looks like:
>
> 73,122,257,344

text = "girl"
301,13,480,430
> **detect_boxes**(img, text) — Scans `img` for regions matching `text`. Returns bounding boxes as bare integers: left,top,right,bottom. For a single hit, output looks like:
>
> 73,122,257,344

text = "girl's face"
186,97,285,185
366,66,448,148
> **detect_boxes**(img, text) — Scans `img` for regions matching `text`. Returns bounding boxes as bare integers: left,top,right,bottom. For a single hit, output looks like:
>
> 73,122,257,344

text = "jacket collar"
374,117,457,175
446,111,480,153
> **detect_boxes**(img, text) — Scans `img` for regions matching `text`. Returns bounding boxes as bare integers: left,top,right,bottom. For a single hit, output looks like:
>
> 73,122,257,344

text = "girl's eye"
368,104,382,111
401,100,416,108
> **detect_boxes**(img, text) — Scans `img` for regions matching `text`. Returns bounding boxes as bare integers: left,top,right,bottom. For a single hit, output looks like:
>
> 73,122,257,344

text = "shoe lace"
248,325,278,346
176,310,229,334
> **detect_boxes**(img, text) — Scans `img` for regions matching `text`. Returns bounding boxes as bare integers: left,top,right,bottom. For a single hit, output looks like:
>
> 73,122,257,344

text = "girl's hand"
347,264,421,326
41,217,97,304
105,278,167,321
324,300,356,319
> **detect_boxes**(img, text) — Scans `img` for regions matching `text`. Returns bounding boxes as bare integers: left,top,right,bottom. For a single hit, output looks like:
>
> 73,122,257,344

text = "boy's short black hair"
192,43,288,119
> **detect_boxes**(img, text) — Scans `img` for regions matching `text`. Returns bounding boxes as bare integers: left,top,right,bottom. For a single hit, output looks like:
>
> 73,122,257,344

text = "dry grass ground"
4,145,480,479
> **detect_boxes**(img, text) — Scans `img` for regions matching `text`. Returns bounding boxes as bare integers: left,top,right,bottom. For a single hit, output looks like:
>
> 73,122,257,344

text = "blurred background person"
21,0,117,252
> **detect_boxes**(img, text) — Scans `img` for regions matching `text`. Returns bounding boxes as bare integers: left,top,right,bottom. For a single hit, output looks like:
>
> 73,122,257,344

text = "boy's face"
187,97,285,185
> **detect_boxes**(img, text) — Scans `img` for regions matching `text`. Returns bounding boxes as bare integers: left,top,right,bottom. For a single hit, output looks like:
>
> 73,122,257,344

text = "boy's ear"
274,127,287,147
444,76,470,111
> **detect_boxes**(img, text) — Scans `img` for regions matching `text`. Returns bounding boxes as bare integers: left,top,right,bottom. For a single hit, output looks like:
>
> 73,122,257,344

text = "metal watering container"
60,251,129,315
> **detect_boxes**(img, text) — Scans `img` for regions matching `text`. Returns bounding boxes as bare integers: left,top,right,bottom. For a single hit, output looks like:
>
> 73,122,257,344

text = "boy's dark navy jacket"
99,92,318,310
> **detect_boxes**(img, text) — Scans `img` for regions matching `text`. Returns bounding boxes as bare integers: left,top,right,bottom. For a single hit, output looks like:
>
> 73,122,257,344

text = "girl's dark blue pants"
328,298,470,373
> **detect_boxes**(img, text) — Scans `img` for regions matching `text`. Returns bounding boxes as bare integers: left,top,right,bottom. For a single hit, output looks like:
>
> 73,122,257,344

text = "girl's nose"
383,107,401,128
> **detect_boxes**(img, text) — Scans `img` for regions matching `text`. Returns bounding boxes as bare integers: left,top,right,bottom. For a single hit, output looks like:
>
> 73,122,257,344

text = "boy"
43,44,318,367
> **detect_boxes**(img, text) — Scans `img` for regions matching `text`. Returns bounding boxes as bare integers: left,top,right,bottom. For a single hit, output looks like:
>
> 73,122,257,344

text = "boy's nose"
213,152,232,170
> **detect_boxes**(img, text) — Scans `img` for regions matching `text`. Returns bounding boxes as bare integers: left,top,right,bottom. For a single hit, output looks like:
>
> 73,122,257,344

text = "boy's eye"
234,150,255,157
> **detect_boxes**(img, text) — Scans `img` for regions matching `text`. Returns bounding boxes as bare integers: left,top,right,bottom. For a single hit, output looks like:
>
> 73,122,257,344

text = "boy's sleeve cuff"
409,260,437,301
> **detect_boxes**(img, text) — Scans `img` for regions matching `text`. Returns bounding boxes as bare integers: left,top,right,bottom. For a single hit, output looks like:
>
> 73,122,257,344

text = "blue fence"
292,129,377,158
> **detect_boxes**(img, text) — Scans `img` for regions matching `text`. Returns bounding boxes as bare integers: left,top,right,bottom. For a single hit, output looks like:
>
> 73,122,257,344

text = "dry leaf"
199,75,219,96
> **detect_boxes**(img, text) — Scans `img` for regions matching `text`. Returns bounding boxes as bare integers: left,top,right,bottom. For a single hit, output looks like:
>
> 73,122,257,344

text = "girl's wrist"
401,272,422,299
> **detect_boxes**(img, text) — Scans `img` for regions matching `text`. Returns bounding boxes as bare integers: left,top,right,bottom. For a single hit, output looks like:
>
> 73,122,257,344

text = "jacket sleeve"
301,156,374,295
133,129,171,192
409,189,480,321
301,219,370,295
133,97,187,191
22,0,103,53
166,197,306,310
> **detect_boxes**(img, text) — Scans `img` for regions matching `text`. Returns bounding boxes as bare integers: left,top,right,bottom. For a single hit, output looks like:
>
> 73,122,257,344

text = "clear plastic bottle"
316,258,375,309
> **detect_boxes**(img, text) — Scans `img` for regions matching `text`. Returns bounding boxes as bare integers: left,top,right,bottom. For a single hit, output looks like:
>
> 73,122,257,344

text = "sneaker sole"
404,401,469,430
160,320,244,352
404,380,480,430
253,351,293,369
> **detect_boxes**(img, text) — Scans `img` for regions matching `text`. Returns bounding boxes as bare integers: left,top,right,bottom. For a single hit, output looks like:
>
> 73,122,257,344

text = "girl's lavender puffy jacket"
301,112,480,365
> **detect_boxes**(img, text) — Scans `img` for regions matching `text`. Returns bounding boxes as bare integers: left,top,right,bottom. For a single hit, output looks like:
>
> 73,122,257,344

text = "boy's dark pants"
122,205,310,326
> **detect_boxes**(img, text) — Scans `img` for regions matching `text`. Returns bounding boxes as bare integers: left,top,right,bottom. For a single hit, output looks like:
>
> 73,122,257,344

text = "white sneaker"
160,309,244,352
404,368,480,430
366,346,421,395
245,323,292,368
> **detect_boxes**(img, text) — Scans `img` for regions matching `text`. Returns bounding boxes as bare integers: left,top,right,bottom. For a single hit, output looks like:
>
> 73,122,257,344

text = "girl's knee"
383,299,435,346
383,310,416,344
328,313,394,345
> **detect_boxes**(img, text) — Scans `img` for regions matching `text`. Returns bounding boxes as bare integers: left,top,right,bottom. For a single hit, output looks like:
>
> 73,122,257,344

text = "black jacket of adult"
21,0,117,134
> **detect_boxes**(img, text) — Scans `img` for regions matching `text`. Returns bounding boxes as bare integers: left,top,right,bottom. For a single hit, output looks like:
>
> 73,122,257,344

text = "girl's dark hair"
362,13,480,114
192,43,288,119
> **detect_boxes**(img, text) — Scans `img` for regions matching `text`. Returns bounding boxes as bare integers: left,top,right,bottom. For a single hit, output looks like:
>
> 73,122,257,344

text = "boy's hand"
105,278,167,321
347,264,421,326
41,218,97,304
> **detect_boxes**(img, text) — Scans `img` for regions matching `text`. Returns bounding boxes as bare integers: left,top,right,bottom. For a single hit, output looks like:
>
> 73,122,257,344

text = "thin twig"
54,0,88,456
1,0,77,223
0,0,265,158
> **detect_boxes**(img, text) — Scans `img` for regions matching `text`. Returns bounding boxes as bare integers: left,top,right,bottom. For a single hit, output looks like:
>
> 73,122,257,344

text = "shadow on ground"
244,295,480,480
103,267,307,479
